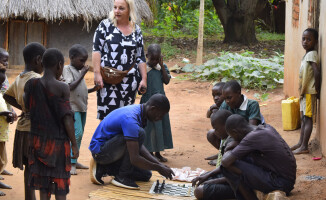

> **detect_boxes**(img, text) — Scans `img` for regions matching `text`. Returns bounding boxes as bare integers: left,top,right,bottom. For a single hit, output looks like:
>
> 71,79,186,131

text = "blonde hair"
109,0,137,31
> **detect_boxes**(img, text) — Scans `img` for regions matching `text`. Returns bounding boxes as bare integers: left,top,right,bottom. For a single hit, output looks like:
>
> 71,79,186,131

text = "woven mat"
88,172,196,200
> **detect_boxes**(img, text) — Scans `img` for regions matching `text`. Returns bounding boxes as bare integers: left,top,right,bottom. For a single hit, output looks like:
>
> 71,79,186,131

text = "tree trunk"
212,0,268,44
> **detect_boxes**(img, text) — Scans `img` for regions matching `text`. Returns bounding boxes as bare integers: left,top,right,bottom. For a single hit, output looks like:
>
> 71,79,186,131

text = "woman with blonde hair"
92,0,147,120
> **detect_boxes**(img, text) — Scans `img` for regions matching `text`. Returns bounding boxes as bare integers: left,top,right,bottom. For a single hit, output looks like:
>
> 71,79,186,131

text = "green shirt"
219,95,262,124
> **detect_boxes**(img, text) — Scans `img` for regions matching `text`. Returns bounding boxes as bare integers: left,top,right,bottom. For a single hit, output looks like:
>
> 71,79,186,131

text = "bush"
183,51,284,90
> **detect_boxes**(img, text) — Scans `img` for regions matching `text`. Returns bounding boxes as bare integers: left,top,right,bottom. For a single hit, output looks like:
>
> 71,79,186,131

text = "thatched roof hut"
0,0,153,25
0,0,153,68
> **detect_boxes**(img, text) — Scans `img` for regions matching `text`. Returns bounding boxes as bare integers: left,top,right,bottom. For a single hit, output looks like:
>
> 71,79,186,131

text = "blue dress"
140,64,173,152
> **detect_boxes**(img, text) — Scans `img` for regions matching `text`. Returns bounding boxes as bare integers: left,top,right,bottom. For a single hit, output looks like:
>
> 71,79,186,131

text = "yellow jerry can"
282,97,301,130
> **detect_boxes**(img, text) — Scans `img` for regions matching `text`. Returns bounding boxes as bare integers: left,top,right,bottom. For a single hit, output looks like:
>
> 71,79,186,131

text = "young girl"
24,48,79,199
291,28,320,154
140,44,173,162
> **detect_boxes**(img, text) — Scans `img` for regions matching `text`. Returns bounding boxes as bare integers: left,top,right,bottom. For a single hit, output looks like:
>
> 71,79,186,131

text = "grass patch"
257,32,285,41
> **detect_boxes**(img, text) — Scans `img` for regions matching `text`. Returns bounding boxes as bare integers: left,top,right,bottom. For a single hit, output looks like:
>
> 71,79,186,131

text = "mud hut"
0,0,152,68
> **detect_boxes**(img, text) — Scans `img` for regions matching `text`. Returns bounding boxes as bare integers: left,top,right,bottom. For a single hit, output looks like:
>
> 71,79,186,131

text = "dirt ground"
2,64,326,199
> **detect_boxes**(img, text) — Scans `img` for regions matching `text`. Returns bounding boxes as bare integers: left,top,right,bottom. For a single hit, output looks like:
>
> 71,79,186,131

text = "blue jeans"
92,128,152,181
71,112,87,164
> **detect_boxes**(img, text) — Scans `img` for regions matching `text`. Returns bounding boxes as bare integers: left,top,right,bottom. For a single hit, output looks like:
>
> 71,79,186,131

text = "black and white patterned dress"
93,19,146,120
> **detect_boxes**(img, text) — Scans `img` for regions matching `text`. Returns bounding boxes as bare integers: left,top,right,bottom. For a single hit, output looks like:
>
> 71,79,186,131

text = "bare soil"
3,56,326,199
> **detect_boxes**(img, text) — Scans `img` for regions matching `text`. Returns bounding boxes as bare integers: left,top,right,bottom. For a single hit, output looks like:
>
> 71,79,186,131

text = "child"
140,44,173,162
0,48,17,177
62,44,100,175
0,69,14,196
192,110,235,200
205,82,225,166
291,28,320,154
220,80,263,125
206,82,225,118
0,48,10,94
3,42,45,200
24,48,79,199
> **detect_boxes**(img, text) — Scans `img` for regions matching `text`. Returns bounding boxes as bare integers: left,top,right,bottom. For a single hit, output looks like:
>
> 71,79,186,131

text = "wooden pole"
196,0,205,65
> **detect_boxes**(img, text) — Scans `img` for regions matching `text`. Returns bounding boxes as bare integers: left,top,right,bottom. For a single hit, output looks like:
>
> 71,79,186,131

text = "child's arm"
159,56,171,85
68,66,89,91
88,84,101,93
3,94,22,110
310,62,321,97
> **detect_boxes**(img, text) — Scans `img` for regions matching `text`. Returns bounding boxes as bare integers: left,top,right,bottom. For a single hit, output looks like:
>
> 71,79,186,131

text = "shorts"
203,173,235,200
300,94,317,118
12,130,29,170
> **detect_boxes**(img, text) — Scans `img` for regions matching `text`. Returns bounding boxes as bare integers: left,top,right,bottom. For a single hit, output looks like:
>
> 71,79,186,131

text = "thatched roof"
0,0,153,24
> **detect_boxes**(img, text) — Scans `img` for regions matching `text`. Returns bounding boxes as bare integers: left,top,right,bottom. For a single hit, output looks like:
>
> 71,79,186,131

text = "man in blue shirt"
89,94,174,189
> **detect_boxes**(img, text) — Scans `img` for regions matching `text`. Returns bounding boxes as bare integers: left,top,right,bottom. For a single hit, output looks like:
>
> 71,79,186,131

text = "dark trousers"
221,159,294,200
92,128,152,181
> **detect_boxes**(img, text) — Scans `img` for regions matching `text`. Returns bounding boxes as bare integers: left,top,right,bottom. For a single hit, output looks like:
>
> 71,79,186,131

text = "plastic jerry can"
282,97,300,130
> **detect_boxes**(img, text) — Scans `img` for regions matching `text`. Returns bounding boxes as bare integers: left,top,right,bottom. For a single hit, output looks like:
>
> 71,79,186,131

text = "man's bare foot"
293,147,309,154
0,182,11,189
0,170,12,176
76,162,89,169
290,143,301,151
205,154,218,160
0,190,5,196
70,164,77,175
0,176,3,180
208,160,217,166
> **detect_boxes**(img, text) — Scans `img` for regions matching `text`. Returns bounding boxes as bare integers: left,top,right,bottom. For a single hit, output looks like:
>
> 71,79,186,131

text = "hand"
12,111,18,121
81,65,90,75
225,141,239,152
138,79,147,94
158,164,175,180
0,63,6,71
191,172,210,187
93,84,101,91
71,144,79,159
2,111,14,123
159,55,164,67
210,104,218,112
94,71,104,89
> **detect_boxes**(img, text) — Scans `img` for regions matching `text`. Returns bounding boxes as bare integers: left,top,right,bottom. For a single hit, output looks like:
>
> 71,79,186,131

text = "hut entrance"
7,20,46,68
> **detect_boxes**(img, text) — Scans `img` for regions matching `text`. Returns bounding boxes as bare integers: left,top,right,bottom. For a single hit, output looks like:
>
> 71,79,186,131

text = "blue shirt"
89,104,145,154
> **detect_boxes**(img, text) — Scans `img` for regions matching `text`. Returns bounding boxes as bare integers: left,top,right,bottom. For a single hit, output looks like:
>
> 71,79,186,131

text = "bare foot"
208,160,217,166
0,170,12,176
0,190,5,196
0,182,11,189
205,154,218,160
70,164,77,175
293,147,309,154
290,143,301,151
76,162,89,169
155,153,168,162
0,176,3,180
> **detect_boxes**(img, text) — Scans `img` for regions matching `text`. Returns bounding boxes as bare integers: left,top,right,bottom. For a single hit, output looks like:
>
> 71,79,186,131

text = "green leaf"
261,93,269,102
